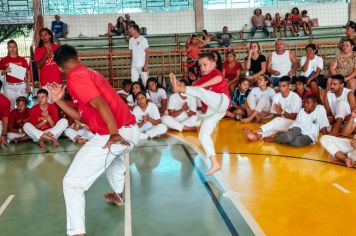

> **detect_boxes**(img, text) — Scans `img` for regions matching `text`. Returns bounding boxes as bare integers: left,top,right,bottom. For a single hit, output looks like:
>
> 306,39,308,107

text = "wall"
43,11,195,37
43,3,348,37
204,3,349,32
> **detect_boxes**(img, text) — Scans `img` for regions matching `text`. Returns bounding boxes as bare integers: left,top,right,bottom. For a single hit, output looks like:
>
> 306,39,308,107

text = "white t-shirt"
327,88,352,116
300,55,324,78
290,105,329,143
148,88,167,108
133,102,161,131
168,93,197,121
129,35,149,67
127,93,151,106
271,91,301,114
249,87,276,111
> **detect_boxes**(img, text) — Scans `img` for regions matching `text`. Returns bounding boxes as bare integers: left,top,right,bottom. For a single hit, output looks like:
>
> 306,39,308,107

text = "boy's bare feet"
104,193,123,206
41,133,52,141
51,138,59,147
328,154,338,162
346,158,356,168
242,128,258,141
205,156,221,176
38,139,46,148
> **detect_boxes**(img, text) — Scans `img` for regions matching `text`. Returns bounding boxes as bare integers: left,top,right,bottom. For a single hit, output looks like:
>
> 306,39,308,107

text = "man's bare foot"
38,139,46,148
328,154,338,162
41,133,52,141
346,158,356,168
263,136,275,142
104,193,123,206
241,116,253,123
205,156,221,176
51,138,59,147
242,128,258,141
76,137,87,145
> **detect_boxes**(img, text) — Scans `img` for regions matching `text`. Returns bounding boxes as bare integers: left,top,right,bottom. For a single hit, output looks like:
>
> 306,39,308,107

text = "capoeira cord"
104,140,135,206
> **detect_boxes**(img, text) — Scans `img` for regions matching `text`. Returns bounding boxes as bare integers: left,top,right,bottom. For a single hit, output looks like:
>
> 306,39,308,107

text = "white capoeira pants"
260,117,294,138
63,125,140,236
131,65,148,86
185,86,229,157
139,122,167,139
4,82,28,109
64,128,95,142
23,118,68,142
320,135,356,161
247,95,270,113
7,132,26,143
161,113,199,132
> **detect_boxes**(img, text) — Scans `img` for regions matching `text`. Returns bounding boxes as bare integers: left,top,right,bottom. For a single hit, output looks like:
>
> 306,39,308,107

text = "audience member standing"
0,40,31,109
34,28,62,89
128,24,149,86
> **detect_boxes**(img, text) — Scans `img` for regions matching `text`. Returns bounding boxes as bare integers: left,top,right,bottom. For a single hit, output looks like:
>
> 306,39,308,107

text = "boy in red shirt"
170,52,230,176
49,45,139,236
7,96,30,143
0,81,11,147
0,40,31,109
23,89,68,147
34,28,62,87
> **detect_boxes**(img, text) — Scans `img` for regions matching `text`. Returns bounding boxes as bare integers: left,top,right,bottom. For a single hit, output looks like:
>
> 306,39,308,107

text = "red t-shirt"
66,64,136,135
34,44,62,87
295,88,313,108
29,104,59,131
0,56,29,83
0,94,10,119
222,61,241,81
194,69,230,109
9,108,30,129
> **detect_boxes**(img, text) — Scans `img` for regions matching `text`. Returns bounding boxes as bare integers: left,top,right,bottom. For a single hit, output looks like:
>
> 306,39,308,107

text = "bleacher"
56,25,343,88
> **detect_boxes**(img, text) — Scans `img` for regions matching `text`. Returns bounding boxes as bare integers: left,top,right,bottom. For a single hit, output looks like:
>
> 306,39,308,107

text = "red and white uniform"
186,69,230,157
34,44,62,87
0,56,29,109
0,94,11,137
7,108,29,142
23,103,68,142
62,64,139,236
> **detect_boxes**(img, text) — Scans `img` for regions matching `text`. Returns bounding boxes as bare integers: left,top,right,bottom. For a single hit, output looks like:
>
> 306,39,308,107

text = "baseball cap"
345,21,356,30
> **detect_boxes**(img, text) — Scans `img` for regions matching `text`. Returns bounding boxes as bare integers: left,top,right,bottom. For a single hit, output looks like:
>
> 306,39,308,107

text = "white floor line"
124,153,132,236
332,183,350,194
168,133,266,236
0,195,15,216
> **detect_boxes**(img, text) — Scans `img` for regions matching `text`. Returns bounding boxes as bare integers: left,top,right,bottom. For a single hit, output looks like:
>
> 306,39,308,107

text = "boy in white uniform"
243,76,302,141
264,95,329,146
64,120,94,144
162,79,199,132
128,24,149,86
324,74,355,136
133,92,167,140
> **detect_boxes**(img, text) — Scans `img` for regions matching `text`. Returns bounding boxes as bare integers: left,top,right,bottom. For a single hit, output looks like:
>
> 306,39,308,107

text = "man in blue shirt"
51,15,68,38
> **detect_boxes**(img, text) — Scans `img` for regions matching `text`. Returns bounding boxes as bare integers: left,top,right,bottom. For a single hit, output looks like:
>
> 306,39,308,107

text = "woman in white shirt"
127,81,150,110
146,77,167,115
300,43,325,101
133,92,167,140
241,75,276,123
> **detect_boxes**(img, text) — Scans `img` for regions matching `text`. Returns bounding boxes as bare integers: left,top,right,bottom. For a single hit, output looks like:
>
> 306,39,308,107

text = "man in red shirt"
7,96,30,143
0,40,32,109
0,81,11,147
50,45,139,236
170,52,230,176
23,89,68,147
34,28,62,88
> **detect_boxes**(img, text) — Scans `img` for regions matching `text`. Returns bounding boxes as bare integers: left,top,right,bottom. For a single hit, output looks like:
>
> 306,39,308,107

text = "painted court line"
0,195,15,216
168,134,265,236
332,183,350,193
124,153,132,236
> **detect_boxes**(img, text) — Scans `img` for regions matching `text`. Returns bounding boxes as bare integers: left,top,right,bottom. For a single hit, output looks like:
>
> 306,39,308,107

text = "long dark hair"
129,81,146,103
211,51,223,72
38,28,54,48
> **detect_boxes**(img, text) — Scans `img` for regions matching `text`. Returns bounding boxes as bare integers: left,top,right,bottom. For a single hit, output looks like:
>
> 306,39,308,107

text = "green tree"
0,24,33,44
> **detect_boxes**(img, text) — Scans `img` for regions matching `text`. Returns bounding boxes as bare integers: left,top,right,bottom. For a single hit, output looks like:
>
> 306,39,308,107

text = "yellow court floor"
172,119,356,236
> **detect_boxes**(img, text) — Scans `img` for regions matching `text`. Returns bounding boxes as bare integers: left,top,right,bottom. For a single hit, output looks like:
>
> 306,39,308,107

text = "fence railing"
21,41,338,89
